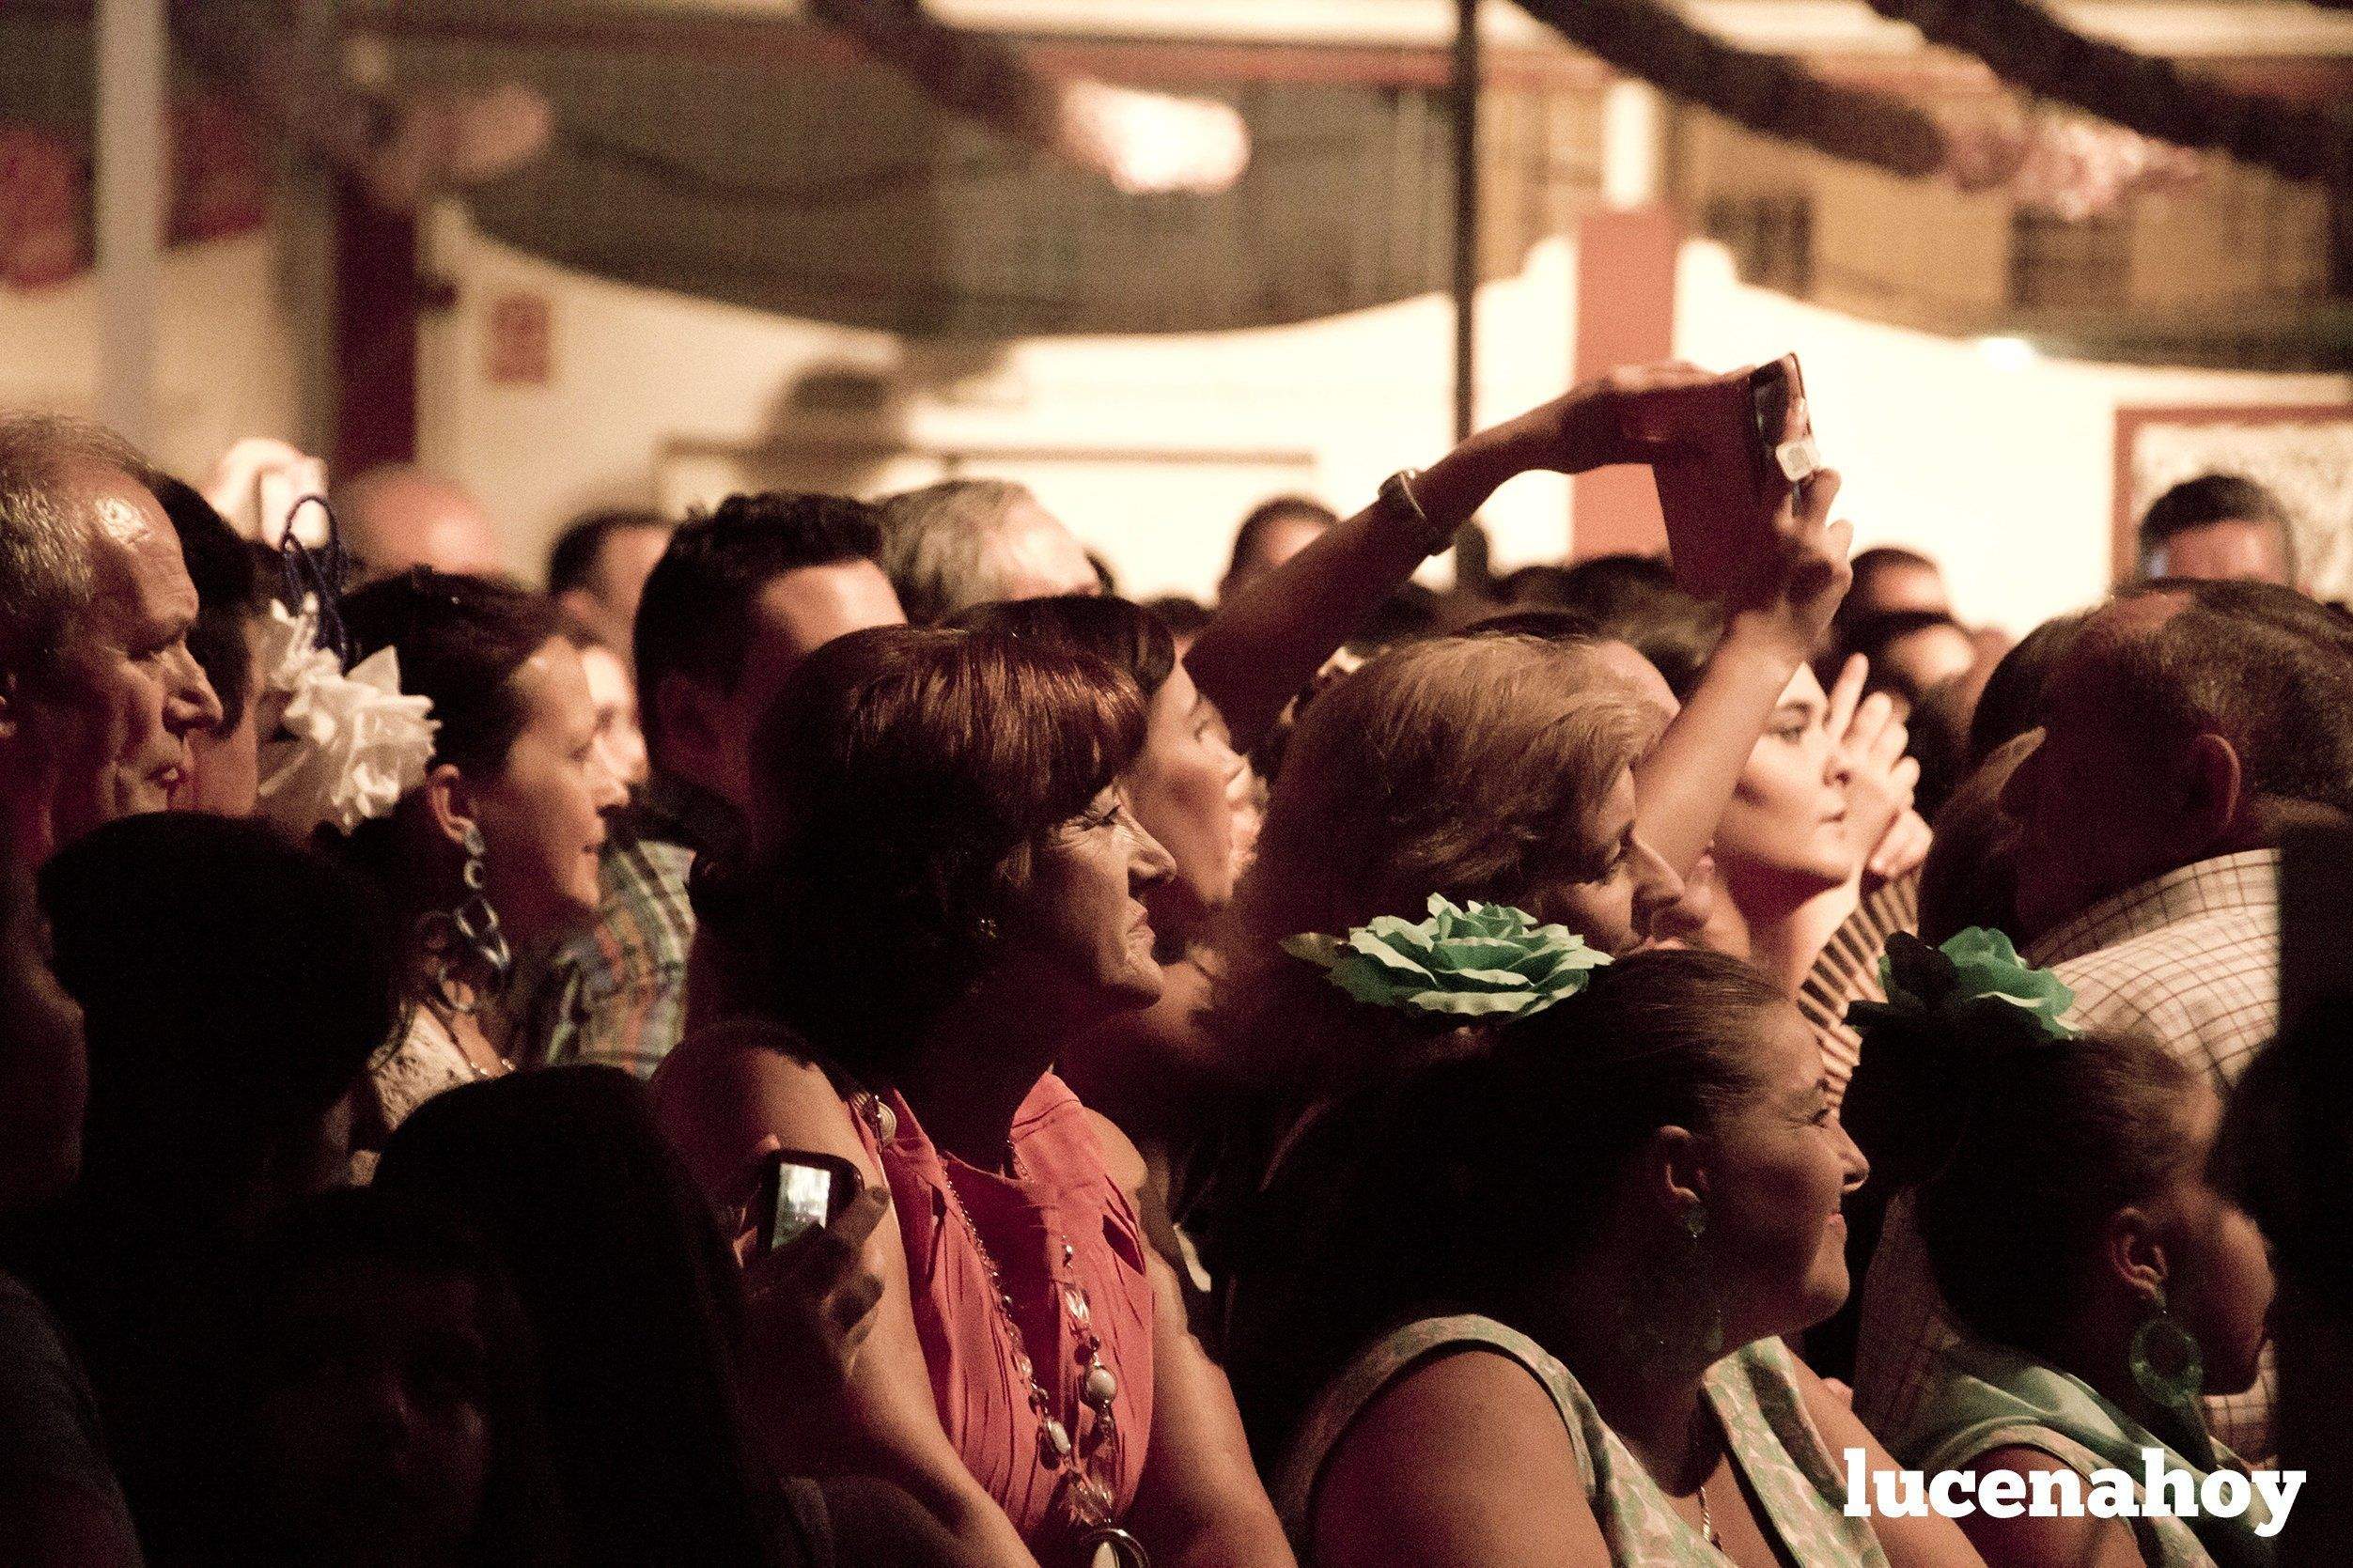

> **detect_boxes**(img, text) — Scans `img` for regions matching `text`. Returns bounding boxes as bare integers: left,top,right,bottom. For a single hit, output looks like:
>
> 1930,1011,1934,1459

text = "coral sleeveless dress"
851,1072,1158,1553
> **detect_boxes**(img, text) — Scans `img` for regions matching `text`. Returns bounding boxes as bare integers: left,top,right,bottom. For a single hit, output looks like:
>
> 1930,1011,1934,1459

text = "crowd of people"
0,365,2344,1568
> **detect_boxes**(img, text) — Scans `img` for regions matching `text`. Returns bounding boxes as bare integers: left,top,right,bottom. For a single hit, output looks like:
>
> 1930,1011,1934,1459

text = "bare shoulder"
1312,1346,1608,1568
657,1024,876,1182
1956,1448,2143,1568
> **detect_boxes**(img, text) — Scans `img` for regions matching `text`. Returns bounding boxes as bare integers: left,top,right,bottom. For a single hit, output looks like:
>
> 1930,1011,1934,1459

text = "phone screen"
767,1161,835,1251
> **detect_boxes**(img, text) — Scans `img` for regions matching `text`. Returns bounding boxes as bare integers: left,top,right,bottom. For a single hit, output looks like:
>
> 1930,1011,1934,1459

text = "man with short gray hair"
0,414,222,860
874,476,1099,625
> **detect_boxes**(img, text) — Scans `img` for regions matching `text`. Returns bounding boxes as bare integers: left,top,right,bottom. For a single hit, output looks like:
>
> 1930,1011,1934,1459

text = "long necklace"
942,1151,1146,1568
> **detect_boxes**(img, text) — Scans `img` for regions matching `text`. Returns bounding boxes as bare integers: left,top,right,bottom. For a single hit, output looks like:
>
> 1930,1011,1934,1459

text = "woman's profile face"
991,788,1175,1021
249,1261,494,1567
1125,661,1250,947
1543,766,1686,956
2155,1084,2276,1397
1714,664,1854,897
465,639,626,951
1695,1002,1869,1343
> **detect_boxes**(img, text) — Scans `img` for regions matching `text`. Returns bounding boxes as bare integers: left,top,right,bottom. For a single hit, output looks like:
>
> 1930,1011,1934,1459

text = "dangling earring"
415,823,511,1016
974,915,1000,943
1621,1200,1725,1367
2129,1283,2213,1463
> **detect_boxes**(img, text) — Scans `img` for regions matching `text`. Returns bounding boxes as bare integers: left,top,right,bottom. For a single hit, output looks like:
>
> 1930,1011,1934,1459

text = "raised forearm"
1634,619,1804,874
1187,435,1522,754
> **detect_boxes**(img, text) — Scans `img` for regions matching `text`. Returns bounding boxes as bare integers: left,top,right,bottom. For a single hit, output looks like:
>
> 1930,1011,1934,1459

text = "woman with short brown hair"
656,625,1293,1568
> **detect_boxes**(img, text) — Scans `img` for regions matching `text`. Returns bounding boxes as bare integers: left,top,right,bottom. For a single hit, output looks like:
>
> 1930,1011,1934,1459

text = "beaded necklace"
855,1091,1147,1568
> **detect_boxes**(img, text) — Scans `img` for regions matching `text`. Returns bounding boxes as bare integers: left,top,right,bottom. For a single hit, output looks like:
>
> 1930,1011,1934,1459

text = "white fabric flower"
254,598,438,837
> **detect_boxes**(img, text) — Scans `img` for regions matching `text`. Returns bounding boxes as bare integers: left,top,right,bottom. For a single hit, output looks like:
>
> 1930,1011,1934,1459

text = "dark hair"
375,1068,782,1567
233,1188,569,1567
152,474,271,732
341,569,563,778
1353,580,1441,654
1223,950,1790,1463
2215,998,2353,1305
1850,545,1939,581
38,812,398,1205
2138,474,2297,579
1140,594,1212,639
1227,495,1338,582
1461,606,1606,645
1548,554,1722,697
546,507,668,598
14,814,401,1558
2074,595,2353,819
953,593,1177,700
713,625,1145,1079
1847,1014,2205,1361
631,491,883,745
1837,610,1970,694
1493,564,1577,609
1968,611,2089,765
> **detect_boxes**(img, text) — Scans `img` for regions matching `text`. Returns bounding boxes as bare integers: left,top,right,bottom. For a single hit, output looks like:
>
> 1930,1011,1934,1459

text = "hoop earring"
414,824,511,1016
2129,1284,2211,1459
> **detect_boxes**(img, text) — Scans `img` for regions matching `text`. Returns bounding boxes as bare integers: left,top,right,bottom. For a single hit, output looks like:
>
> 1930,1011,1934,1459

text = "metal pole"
1451,0,1480,446
96,0,166,445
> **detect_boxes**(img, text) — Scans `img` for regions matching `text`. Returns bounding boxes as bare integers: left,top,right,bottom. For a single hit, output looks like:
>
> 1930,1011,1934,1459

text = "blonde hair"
1217,633,1654,1090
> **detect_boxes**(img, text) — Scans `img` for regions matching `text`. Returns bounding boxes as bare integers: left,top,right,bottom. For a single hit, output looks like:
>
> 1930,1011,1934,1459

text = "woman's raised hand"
1475,361,1722,476
1825,653,1927,883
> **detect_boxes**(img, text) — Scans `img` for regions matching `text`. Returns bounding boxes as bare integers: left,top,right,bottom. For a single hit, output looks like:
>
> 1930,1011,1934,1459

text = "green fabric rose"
1282,894,1609,1021
1854,926,2081,1045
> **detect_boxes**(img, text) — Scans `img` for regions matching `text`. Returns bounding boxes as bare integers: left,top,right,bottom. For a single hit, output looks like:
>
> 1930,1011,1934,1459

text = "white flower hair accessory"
254,596,438,838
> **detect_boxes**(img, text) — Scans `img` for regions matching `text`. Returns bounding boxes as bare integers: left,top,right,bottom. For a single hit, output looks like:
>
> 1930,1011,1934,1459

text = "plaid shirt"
511,774,740,1079
1853,849,2281,1461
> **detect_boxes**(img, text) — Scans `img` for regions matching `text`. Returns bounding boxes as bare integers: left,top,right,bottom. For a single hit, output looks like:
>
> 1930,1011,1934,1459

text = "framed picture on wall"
2113,404,2353,599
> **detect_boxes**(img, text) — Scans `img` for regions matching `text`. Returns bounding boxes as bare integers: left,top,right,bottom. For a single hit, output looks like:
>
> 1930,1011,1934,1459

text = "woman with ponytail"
1222,924,1977,1567
1844,932,2279,1566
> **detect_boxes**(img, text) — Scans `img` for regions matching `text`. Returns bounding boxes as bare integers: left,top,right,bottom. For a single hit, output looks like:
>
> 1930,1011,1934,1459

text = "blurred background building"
4,0,2349,629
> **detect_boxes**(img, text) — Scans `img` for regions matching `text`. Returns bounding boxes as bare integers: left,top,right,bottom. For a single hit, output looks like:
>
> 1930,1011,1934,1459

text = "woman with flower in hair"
1846,933,2278,1566
331,570,628,1160
1222,924,1974,1567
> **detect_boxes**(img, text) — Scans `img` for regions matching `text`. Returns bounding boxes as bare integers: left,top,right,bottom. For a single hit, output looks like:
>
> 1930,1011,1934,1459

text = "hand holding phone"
753,1147,865,1253
1615,354,1828,606
741,1157,890,1452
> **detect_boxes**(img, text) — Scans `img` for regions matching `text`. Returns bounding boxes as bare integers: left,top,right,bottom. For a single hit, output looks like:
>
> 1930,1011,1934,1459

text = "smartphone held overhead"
1620,354,1826,604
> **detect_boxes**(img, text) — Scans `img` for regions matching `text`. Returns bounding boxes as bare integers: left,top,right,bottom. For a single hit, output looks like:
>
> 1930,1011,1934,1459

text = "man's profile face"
715,558,905,810
33,460,224,846
2145,519,2292,587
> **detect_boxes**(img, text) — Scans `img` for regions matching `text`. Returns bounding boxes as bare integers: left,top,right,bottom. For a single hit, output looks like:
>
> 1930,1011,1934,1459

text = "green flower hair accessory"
1849,926,2081,1046
1281,894,1609,1021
